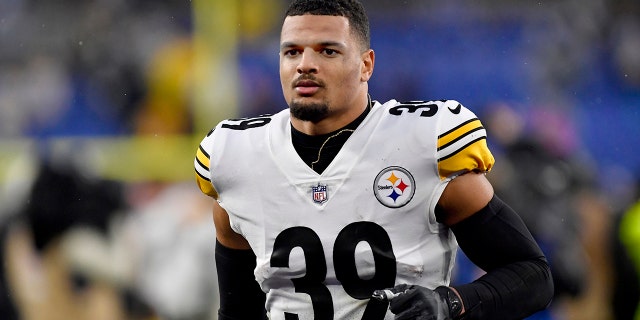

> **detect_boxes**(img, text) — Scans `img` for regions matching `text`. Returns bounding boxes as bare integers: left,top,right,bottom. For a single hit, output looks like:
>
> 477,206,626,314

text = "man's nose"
297,49,318,74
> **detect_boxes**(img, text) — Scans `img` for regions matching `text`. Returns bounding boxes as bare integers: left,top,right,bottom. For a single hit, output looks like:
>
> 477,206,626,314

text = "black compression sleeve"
215,240,267,320
449,195,554,320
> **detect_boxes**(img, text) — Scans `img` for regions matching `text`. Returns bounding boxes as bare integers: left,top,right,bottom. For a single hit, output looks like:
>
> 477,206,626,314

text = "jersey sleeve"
194,129,218,198
436,100,495,180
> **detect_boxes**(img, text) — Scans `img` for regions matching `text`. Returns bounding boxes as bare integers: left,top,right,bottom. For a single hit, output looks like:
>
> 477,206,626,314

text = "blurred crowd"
1,0,639,320
0,0,193,137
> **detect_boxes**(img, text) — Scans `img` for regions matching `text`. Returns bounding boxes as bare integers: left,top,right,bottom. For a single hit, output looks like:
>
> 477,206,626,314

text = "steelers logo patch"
373,166,415,208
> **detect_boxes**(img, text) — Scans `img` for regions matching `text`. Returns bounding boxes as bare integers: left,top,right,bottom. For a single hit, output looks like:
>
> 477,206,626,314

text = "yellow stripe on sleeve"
437,138,494,179
194,141,217,198
196,145,210,169
437,119,483,149
195,172,218,198
436,118,495,180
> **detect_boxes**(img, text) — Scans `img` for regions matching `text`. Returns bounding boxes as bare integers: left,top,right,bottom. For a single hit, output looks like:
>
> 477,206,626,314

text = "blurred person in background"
1,157,138,320
481,103,620,320
1,139,218,320
122,181,218,320
195,0,553,319
483,103,589,296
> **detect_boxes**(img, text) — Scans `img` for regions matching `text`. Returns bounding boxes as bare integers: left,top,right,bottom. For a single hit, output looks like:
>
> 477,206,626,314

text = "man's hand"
372,284,462,320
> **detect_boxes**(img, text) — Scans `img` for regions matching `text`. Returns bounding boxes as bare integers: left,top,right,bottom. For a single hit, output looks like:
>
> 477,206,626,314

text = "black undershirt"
291,102,372,174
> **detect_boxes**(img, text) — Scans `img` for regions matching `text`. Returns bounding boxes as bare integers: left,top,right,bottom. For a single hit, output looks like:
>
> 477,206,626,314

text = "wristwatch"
435,286,463,319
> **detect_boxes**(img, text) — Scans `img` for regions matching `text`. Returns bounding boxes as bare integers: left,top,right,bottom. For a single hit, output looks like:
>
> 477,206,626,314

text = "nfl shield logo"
312,184,328,204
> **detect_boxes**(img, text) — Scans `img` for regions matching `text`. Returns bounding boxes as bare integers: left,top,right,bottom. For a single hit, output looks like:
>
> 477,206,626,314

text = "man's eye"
284,49,300,56
322,49,337,56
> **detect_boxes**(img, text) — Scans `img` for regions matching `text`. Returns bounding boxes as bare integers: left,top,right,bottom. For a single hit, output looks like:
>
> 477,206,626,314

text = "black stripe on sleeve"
437,136,487,162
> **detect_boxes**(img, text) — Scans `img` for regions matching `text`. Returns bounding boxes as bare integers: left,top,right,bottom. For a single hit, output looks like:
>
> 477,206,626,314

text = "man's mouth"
294,80,321,95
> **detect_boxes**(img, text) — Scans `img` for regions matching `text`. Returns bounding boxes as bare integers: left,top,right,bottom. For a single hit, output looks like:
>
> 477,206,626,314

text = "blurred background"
0,0,639,319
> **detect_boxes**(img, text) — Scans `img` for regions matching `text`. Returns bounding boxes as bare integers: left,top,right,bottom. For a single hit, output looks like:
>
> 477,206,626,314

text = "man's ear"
361,49,375,82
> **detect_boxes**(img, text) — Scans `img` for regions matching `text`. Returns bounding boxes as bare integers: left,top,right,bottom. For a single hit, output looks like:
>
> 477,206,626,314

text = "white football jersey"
195,99,494,320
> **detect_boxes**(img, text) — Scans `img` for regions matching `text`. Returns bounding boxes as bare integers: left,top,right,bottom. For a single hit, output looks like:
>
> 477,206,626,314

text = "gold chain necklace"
310,129,355,170
310,94,372,171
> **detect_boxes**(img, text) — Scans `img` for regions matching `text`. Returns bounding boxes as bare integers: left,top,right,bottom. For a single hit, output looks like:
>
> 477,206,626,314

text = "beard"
289,100,329,123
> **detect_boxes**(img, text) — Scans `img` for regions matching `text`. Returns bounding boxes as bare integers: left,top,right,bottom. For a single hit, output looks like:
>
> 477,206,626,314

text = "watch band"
435,286,463,319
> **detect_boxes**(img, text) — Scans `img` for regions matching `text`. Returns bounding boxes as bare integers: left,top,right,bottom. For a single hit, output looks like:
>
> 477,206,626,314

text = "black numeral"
271,227,333,320
389,101,438,117
270,222,396,319
221,116,272,130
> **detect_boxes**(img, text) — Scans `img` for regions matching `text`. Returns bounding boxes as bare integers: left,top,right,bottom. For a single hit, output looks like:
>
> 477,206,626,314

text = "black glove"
374,284,463,320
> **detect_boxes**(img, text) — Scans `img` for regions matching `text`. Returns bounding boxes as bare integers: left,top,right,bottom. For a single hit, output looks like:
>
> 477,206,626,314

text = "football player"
194,0,554,319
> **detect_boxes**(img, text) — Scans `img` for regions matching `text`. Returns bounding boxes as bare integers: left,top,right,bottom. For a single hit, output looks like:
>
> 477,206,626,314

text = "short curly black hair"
284,0,370,50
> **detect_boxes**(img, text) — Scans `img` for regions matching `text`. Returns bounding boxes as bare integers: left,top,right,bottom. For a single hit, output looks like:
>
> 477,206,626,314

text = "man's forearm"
449,196,554,319
215,240,267,320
